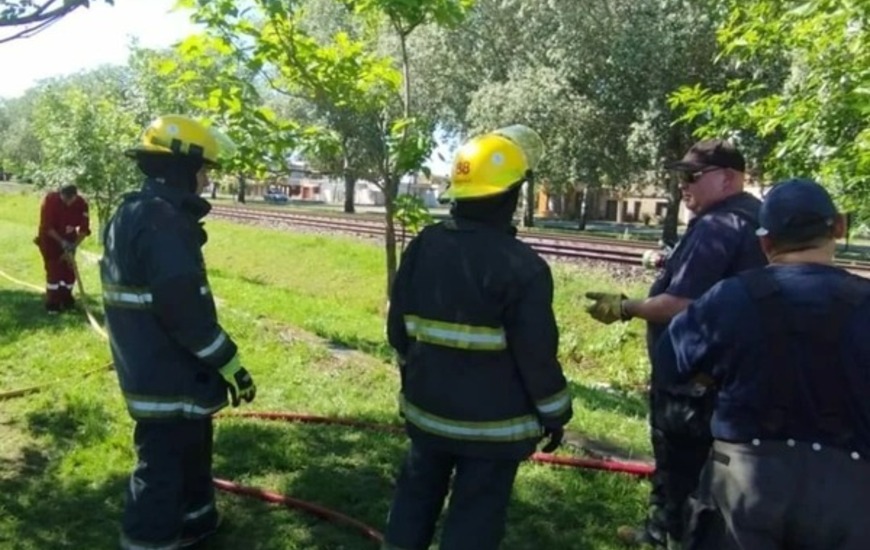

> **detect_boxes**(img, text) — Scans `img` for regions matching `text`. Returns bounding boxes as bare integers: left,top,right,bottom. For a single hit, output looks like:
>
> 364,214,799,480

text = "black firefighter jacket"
100,179,237,421
387,218,573,459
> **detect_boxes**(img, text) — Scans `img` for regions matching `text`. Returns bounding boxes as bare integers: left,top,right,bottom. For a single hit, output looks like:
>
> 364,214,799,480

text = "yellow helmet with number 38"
126,115,236,167
444,125,544,200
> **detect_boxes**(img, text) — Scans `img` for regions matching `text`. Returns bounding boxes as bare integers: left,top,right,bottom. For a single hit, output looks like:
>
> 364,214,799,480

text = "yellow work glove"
584,292,630,324
219,355,257,407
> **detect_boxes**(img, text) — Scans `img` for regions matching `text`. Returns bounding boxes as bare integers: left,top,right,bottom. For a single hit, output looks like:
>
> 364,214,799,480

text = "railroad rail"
210,204,870,278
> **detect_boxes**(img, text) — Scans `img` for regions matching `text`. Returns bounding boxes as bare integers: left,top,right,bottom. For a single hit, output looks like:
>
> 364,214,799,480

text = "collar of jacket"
695,191,756,219
447,216,518,237
142,178,212,220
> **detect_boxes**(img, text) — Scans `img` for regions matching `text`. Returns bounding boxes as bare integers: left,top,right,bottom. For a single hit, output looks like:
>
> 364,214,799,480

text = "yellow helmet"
126,115,236,166
444,125,544,200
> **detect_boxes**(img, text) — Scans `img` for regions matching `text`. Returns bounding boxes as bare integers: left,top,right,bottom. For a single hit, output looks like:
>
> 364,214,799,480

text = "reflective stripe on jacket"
387,219,572,459
100,179,234,420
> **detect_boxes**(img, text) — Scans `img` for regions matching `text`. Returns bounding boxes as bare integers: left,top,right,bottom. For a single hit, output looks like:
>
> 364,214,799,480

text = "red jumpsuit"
35,192,90,311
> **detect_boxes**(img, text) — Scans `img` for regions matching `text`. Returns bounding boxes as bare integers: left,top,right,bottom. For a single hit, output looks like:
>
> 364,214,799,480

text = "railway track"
211,205,647,265
210,204,870,278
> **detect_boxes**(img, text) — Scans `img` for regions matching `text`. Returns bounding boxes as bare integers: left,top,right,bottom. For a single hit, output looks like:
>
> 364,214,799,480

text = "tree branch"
0,0,82,27
0,0,87,44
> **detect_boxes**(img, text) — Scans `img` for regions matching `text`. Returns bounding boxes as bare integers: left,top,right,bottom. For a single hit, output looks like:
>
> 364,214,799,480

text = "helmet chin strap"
451,185,521,226
137,154,202,194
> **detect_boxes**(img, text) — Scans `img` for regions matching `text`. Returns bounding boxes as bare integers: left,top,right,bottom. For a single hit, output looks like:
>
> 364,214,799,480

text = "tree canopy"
1,0,867,248
670,0,869,221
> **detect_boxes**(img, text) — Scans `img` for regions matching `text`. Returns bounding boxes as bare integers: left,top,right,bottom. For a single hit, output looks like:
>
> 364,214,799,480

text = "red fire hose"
222,411,655,478
0,265,656,546
212,478,385,543
211,412,653,545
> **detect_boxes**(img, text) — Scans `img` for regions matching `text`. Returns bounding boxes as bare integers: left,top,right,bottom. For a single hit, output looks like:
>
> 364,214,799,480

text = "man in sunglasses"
586,139,767,549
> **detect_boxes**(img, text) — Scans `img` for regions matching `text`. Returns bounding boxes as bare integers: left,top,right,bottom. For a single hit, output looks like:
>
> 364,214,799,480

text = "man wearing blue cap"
668,179,870,548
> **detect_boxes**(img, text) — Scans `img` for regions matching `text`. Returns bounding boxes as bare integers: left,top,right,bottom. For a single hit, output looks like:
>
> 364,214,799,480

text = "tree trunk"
96,204,111,244
577,188,588,231
211,182,218,200
522,175,535,228
343,171,356,214
661,125,691,245
236,174,246,204
661,177,681,245
382,28,412,296
384,178,398,297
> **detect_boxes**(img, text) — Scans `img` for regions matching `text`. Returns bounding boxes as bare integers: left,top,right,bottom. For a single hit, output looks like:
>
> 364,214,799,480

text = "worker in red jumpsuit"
34,184,91,313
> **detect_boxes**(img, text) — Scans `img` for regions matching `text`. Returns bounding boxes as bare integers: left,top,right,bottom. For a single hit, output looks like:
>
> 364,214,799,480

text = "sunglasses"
680,166,722,184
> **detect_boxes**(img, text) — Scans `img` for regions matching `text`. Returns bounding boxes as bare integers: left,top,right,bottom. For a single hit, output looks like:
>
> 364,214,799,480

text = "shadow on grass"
210,419,647,549
570,381,648,418
506,464,648,549
239,274,269,287
0,400,647,549
0,288,105,343
0,397,125,549
0,453,126,549
322,333,392,360
72,296,106,327
211,419,404,549
0,449,125,549
0,289,71,342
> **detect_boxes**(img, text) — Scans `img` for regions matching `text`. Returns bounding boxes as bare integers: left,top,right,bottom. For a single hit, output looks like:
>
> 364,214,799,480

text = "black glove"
540,424,564,453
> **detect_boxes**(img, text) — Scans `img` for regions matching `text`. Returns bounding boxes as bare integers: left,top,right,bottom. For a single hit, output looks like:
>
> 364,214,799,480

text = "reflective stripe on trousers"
119,533,179,550
124,394,225,419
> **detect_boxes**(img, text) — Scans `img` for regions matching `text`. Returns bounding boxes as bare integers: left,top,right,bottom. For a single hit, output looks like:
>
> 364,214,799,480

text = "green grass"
0,192,655,549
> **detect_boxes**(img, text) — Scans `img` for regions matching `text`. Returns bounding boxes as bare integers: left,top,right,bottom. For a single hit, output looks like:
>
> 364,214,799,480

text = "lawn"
0,190,656,549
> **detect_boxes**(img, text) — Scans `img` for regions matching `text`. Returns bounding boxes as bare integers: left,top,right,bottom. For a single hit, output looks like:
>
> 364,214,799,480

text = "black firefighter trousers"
383,441,521,550
120,418,219,550
647,391,712,546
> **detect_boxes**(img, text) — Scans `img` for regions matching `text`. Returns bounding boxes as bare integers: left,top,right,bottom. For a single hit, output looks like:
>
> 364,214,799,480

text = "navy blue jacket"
100,179,236,420
669,264,870,455
648,192,767,386
387,219,572,459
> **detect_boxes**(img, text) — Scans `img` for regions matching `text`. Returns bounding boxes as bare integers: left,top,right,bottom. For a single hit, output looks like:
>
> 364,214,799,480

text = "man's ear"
759,235,775,258
722,168,739,193
833,214,847,240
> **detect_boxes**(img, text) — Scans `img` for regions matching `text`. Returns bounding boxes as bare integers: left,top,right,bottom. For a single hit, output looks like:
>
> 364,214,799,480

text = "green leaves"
345,0,473,32
671,0,869,220
28,68,141,229
387,116,434,179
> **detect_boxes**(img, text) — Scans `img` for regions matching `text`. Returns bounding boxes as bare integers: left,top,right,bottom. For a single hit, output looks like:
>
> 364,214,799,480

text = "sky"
0,0,454,174
0,0,197,99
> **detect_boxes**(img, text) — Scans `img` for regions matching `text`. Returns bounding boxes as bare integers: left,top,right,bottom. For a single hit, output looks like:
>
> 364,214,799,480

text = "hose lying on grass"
0,263,655,546
224,411,655,478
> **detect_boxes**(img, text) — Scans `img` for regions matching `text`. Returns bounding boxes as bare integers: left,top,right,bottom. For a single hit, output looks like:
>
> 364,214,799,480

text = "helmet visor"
207,126,237,166
492,125,544,170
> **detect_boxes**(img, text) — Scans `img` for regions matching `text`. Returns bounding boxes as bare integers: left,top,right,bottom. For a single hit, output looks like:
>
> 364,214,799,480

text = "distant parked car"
263,186,289,204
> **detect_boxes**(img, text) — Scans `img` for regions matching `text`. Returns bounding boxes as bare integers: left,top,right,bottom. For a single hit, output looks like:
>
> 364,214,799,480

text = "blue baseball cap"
757,178,837,239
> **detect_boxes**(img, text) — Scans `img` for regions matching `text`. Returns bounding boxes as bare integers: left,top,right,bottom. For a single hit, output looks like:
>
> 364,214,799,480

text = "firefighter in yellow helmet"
383,125,572,550
101,115,256,549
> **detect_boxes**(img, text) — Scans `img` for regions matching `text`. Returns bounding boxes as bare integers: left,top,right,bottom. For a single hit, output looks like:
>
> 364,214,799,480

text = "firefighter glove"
540,424,564,454
219,355,256,407
584,292,629,324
